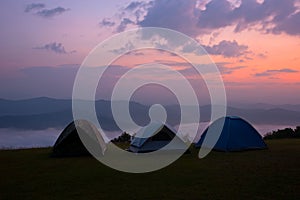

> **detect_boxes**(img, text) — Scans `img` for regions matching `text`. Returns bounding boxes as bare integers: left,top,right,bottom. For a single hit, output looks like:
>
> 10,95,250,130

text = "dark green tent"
52,120,106,157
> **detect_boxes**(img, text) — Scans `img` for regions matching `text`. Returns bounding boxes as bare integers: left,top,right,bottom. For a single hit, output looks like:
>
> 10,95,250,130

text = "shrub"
264,126,300,140
111,132,132,143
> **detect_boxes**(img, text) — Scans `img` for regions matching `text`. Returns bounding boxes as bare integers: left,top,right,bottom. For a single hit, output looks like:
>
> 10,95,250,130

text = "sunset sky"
0,0,299,104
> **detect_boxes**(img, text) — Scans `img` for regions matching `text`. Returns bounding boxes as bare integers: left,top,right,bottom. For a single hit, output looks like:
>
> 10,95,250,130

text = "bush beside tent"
264,126,300,140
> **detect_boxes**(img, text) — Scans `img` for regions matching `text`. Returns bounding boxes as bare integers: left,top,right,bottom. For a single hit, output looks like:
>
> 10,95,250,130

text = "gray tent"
52,120,106,157
128,122,188,153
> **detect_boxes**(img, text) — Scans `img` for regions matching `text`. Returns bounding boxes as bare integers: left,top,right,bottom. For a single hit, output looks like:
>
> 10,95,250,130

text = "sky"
0,0,300,105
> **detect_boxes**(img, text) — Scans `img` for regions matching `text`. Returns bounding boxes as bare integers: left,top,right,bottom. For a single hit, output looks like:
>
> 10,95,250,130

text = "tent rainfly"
128,122,188,153
52,120,106,157
195,116,267,151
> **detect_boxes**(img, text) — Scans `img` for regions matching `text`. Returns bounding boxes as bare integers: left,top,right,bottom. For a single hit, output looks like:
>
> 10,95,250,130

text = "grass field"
0,139,299,200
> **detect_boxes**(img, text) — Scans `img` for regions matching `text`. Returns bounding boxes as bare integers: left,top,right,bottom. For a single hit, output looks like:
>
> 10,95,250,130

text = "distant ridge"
0,97,299,130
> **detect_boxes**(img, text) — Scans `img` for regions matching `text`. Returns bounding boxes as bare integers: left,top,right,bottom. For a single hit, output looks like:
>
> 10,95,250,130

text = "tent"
128,122,188,153
195,116,267,151
52,120,106,157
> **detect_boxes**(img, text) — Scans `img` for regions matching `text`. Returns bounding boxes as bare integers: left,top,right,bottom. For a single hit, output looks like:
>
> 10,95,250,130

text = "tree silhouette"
264,126,300,140
111,132,131,143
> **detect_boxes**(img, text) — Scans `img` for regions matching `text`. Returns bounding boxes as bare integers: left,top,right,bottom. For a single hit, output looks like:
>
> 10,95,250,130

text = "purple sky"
0,0,300,105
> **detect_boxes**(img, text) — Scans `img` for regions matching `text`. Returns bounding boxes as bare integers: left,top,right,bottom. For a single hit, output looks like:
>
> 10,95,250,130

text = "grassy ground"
0,139,299,200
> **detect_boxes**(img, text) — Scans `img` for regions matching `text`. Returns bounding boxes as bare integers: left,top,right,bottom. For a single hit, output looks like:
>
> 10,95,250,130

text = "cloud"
110,42,135,54
25,3,69,18
182,40,249,58
255,68,298,77
273,12,300,35
36,7,69,18
99,18,116,27
216,62,247,74
130,51,145,56
33,42,76,54
257,52,267,58
196,0,233,31
24,3,45,12
98,1,152,33
122,0,300,36
125,1,154,22
203,40,249,58
150,60,245,75
116,18,135,32
125,1,146,11
196,0,300,35
138,0,201,37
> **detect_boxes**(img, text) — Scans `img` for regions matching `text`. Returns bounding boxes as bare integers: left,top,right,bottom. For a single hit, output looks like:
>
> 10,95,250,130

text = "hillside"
0,139,299,199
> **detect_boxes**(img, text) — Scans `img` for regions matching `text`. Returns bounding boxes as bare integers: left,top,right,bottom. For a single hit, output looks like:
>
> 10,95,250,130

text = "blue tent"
128,122,188,153
195,116,267,151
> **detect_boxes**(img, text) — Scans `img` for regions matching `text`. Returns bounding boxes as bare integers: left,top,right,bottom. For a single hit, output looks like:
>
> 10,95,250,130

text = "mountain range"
0,97,299,131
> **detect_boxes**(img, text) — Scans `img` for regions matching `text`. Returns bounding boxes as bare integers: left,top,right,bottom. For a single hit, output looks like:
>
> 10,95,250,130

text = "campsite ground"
0,139,299,200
